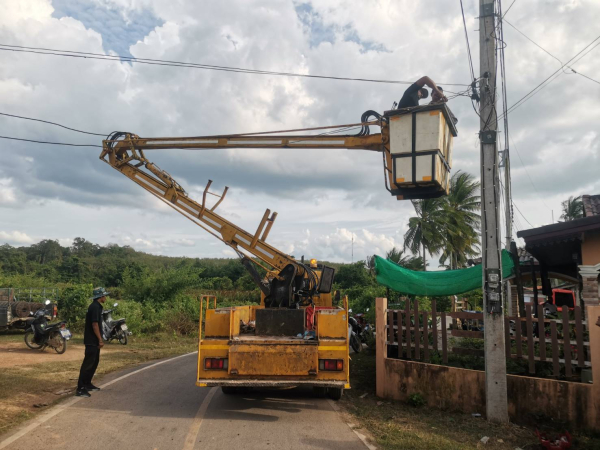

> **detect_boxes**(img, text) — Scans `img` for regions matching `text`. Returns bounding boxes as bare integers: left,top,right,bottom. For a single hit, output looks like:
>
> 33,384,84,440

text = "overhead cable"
0,112,106,136
459,0,476,82
504,19,600,84
0,43,470,86
0,135,101,147
499,34,600,119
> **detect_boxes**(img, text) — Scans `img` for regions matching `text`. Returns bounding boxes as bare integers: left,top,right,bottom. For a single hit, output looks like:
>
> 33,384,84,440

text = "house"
516,194,600,309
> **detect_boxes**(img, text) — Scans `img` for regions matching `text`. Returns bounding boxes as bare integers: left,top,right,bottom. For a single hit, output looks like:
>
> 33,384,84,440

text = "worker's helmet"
91,287,110,300
310,258,318,268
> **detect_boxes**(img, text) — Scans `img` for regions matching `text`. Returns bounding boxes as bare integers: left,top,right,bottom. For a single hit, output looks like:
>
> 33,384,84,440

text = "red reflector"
320,359,343,371
204,358,228,370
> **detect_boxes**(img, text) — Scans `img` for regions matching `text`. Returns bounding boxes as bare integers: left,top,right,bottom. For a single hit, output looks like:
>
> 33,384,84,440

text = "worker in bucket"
397,76,447,109
431,86,458,124
76,287,108,397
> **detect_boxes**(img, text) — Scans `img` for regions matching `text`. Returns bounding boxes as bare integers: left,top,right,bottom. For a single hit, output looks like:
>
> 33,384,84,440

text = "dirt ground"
0,341,124,368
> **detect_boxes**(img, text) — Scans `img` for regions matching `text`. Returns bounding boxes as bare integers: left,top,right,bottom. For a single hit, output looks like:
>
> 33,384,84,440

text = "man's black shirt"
398,82,422,108
84,300,103,346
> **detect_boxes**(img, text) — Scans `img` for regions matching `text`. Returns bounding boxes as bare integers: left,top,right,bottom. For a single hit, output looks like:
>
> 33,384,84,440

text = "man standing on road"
76,287,107,397
397,76,447,109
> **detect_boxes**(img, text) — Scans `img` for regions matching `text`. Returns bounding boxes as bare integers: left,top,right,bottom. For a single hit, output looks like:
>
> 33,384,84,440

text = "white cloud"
0,231,34,245
0,179,17,204
0,0,599,262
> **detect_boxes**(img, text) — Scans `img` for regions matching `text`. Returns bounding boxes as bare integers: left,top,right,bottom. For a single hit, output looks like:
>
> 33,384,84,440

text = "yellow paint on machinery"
99,103,457,395
197,298,350,388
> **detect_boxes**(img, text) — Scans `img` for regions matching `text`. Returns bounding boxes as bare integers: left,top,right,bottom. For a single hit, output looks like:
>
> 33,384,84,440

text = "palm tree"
439,171,481,269
403,198,445,271
385,247,424,271
560,196,584,221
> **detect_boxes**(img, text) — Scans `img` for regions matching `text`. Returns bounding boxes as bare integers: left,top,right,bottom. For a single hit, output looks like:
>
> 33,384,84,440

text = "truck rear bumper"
197,379,347,388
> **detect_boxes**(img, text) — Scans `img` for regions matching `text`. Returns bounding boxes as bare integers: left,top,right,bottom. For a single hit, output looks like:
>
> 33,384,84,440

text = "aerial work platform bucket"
384,103,457,200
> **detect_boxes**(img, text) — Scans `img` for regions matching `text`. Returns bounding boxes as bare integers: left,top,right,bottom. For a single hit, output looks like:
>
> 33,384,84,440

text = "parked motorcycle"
102,303,130,345
24,300,71,354
354,311,375,348
348,309,367,353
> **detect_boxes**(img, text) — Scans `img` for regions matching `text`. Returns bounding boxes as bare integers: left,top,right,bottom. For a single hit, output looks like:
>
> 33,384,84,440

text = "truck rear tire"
327,387,343,400
313,386,327,398
221,386,238,395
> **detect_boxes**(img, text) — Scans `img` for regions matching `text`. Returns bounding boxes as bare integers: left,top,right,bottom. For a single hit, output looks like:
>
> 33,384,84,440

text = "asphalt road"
1,352,370,450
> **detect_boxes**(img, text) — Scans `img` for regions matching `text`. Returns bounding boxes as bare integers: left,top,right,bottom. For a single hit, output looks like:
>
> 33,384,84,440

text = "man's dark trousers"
78,345,100,389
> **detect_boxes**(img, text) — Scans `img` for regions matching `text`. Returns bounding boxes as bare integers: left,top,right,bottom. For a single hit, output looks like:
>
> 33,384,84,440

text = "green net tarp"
374,249,515,296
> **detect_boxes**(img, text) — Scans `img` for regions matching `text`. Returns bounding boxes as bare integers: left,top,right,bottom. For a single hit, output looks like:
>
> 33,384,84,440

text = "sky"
0,0,599,265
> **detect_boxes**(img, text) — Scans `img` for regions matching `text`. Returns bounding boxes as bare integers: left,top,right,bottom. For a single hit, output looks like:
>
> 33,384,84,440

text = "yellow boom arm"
99,124,386,273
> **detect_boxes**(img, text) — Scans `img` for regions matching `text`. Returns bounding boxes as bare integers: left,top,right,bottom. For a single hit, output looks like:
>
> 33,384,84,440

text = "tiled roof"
582,194,600,217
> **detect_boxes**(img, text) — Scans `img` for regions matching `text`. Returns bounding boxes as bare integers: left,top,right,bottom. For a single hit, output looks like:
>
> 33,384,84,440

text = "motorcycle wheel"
24,330,43,350
118,329,128,345
50,332,67,354
350,333,362,353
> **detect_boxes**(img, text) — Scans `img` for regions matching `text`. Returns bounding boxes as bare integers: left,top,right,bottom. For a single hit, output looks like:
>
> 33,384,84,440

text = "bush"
408,392,426,407
57,284,93,331
110,300,144,334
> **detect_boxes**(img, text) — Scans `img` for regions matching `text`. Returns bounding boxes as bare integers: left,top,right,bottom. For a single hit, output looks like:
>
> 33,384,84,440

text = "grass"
0,333,197,437
341,350,600,450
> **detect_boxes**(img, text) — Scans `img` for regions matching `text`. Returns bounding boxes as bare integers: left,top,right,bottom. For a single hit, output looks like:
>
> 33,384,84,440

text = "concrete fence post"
376,297,387,398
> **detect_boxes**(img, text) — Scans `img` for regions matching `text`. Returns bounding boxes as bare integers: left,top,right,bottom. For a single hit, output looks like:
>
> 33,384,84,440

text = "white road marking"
182,387,218,450
0,352,198,450
327,399,377,450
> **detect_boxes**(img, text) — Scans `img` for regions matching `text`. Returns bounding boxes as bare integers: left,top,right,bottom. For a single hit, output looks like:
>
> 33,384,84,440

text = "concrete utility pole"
479,0,509,423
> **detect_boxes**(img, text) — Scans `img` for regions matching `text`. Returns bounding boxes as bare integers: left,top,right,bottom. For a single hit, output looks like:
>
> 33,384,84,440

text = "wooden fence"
385,300,591,379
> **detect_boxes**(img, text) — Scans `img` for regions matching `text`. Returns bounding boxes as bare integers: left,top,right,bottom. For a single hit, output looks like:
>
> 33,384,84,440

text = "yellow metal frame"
196,295,350,389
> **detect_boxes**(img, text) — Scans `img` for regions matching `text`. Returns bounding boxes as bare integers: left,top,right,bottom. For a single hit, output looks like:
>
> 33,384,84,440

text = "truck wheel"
221,386,238,395
24,330,43,349
327,387,343,401
313,386,327,398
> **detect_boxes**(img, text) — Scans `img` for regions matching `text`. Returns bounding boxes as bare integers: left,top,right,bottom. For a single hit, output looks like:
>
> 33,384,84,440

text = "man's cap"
437,86,444,92
92,287,110,300
419,88,429,99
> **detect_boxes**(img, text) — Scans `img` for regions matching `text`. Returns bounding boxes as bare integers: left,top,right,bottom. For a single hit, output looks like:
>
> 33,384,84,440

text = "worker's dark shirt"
83,300,103,346
398,82,422,108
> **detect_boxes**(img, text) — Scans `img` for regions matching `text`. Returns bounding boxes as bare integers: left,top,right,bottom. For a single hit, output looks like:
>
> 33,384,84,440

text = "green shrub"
408,392,426,407
57,284,93,332
110,300,144,334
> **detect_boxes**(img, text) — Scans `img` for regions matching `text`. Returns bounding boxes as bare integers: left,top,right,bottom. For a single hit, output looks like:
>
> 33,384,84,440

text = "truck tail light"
319,359,343,371
204,358,228,370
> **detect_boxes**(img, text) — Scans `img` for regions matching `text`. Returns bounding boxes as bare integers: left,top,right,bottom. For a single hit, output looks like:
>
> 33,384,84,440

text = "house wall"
375,298,600,431
583,230,600,266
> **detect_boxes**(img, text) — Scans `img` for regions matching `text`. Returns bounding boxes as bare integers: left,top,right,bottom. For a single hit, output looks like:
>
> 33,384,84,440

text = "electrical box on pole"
479,0,509,423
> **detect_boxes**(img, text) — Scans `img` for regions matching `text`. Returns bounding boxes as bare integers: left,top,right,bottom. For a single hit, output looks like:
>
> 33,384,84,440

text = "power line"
504,19,600,84
499,34,600,119
0,135,101,147
0,43,470,87
502,0,517,19
0,112,106,136
459,0,476,81
512,200,534,228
